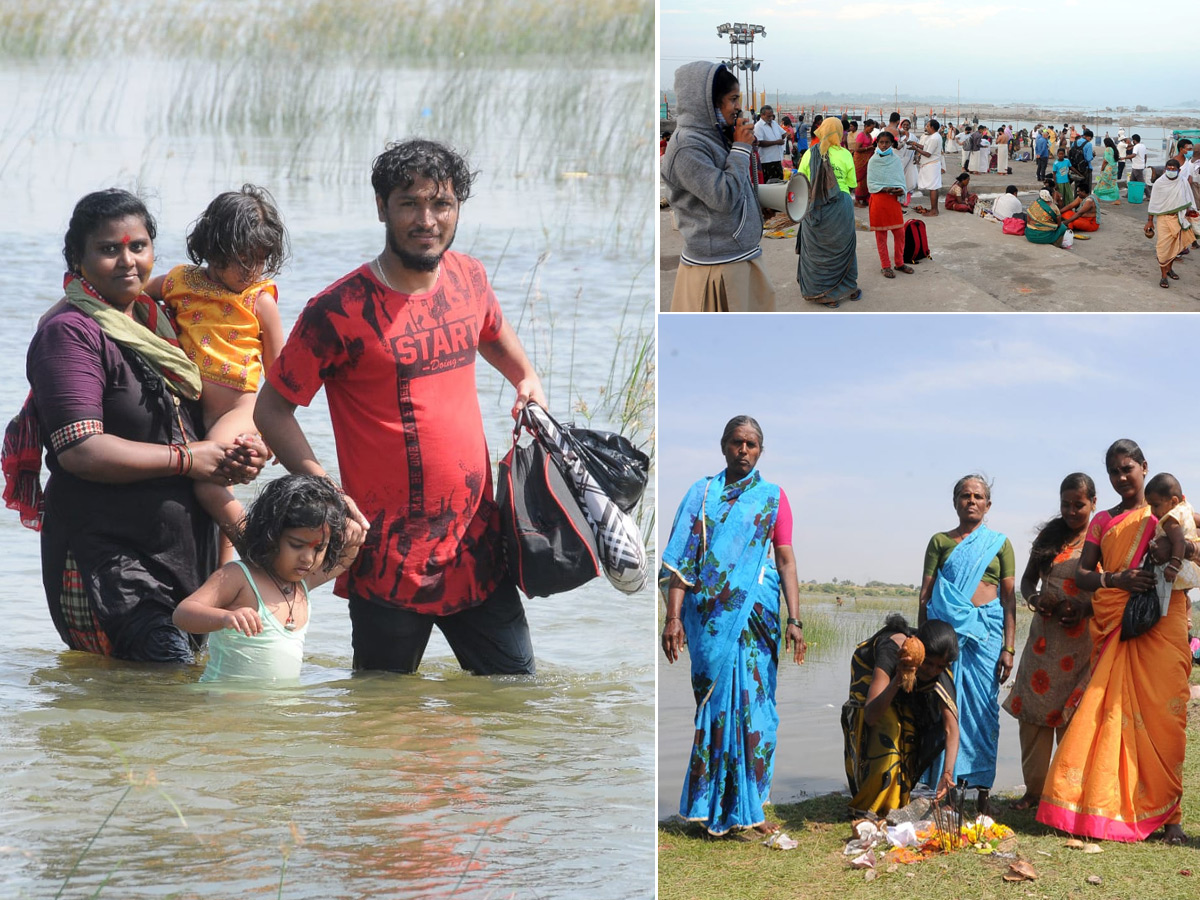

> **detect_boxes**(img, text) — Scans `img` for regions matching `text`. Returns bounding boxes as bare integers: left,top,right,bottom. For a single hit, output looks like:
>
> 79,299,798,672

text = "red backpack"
903,219,931,264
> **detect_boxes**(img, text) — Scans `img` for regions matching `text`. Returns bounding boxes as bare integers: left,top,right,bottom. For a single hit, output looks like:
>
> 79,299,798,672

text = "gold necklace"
373,254,440,292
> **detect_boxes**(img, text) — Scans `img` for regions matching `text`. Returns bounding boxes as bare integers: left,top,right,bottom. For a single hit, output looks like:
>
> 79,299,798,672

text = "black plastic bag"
1120,556,1161,641
496,416,602,598
561,426,649,513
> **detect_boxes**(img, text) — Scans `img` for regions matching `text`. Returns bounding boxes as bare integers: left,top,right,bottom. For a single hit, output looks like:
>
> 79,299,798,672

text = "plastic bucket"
1127,180,1145,204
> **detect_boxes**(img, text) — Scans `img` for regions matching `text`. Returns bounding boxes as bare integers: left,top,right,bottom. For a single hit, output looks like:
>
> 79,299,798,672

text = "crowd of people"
661,61,1200,307
661,424,1194,846
6,139,549,680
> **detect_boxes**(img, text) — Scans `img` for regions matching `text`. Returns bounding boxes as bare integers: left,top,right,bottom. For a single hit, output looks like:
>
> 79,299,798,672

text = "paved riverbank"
660,158,1200,312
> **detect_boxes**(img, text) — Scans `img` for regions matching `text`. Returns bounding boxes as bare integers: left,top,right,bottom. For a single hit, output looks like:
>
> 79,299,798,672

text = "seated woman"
14,190,266,662
842,613,961,816
1026,190,1069,247
944,173,978,212
1061,183,1100,232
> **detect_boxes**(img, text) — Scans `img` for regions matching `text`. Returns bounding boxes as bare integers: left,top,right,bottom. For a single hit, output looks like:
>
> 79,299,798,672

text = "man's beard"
386,220,457,273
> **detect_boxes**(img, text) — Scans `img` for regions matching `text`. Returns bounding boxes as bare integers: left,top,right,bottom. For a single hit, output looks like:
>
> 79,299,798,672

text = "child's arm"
144,275,166,302
256,290,284,377
172,564,263,635
1161,517,1186,582
303,538,364,591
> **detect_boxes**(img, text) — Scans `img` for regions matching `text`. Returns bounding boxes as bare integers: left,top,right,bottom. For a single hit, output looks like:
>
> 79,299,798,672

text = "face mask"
1186,150,1194,159
1165,170,1180,179
876,148,893,156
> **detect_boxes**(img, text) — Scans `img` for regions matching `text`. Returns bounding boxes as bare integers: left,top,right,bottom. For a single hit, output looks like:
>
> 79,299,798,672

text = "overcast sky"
657,314,1200,587
659,2,1191,111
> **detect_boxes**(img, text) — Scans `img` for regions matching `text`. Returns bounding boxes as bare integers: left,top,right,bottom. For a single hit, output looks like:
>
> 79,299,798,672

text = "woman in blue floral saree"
660,416,806,835
918,474,1017,813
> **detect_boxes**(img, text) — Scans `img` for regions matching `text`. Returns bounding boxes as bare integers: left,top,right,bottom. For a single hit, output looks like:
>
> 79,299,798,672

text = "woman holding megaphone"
660,61,776,312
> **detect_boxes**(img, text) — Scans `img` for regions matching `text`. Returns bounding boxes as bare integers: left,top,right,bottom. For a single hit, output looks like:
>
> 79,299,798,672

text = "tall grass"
0,0,654,61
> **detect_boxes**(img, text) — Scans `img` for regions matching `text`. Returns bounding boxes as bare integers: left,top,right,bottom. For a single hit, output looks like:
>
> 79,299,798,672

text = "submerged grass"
0,0,653,61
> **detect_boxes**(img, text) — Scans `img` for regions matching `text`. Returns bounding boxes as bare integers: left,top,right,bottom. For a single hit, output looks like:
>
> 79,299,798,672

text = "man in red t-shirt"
255,139,546,674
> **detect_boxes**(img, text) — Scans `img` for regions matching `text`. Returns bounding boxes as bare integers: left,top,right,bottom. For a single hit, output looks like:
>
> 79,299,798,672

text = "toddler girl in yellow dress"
147,185,288,558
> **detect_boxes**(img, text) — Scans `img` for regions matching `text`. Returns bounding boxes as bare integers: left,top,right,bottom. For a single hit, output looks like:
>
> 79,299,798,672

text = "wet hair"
371,139,476,205
955,172,971,183
1028,473,1096,578
186,184,289,278
719,415,764,450
952,473,991,503
235,474,349,574
1076,183,1091,195
711,65,740,108
1146,472,1183,500
883,613,959,664
918,619,959,664
1105,438,1145,468
1006,185,1018,195
63,189,157,274
889,112,901,124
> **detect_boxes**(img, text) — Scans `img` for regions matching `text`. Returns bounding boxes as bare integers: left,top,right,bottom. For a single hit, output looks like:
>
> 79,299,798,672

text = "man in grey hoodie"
661,61,776,312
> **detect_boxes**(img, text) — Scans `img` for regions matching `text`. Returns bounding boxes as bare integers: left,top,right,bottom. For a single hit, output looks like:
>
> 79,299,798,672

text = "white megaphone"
758,176,809,222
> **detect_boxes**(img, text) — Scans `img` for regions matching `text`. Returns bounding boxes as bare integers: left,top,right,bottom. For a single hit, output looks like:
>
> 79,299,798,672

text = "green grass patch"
659,693,1200,900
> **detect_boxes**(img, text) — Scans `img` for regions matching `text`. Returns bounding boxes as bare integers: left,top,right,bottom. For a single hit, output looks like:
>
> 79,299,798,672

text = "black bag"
496,416,601,598
1067,142,1089,182
560,426,649,514
903,219,931,264
1119,556,1161,641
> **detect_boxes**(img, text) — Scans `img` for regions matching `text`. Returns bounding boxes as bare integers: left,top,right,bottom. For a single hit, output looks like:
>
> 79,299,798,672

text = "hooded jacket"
661,62,762,266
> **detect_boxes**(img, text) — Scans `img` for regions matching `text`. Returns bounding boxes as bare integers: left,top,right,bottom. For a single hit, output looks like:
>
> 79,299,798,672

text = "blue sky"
657,314,1200,586
659,3,1181,110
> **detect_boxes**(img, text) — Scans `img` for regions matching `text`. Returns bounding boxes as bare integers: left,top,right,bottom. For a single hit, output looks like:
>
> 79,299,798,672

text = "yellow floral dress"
160,265,276,392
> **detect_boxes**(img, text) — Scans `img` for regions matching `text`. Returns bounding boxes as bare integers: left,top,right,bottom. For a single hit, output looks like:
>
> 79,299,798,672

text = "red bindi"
121,234,132,244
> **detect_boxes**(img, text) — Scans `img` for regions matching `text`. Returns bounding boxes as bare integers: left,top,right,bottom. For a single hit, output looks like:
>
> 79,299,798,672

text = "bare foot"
754,821,781,835
1010,794,1039,811
1163,824,1188,845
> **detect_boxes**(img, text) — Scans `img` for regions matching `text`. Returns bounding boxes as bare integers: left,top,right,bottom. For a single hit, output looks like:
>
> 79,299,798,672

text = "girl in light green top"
174,475,358,682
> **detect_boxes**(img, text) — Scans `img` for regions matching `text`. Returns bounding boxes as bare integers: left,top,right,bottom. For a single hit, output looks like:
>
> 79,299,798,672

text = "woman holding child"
1037,440,1191,843
11,190,266,662
660,416,806,835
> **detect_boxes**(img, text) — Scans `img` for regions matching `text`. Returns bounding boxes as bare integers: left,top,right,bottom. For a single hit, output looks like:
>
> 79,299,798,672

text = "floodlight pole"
715,22,766,111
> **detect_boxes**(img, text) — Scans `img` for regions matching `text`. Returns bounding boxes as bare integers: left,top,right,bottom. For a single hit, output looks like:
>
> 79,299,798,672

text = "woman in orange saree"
1036,439,1190,844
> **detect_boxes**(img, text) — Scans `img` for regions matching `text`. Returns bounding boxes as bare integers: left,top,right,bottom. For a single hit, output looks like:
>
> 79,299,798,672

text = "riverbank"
660,156,1200,312
658,670,1200,900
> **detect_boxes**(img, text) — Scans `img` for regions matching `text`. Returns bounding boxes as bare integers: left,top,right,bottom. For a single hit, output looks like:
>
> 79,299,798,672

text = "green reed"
0,0,653,61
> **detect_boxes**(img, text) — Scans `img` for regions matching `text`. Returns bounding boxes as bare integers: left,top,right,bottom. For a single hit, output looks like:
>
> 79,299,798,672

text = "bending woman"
660,62,775,312
944,173,978,212
1025,190,1068,247
1037,440,1190,843
918,474,1017,813
13,190,266,661
660,415,806,835
795,117,860,308
842,613,960,816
